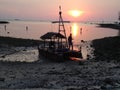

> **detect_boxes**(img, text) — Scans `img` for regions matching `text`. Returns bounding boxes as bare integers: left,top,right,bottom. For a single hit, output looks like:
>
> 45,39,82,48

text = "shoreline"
0,21,9,24
98,23,120,30
0,36,42,47
0,36,120,89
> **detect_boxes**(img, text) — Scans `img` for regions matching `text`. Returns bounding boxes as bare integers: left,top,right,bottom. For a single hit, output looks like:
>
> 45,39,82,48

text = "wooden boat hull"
38,48,65,62
38,48,83,62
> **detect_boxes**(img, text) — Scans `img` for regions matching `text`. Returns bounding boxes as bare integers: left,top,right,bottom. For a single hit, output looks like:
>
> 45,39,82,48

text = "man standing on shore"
4,25,6,30
68,33,73,50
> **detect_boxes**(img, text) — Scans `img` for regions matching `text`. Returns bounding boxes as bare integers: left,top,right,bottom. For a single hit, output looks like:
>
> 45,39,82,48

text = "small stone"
79,61,85,65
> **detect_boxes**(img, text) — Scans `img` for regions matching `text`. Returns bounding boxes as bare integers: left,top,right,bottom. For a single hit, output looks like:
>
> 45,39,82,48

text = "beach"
0,0,120,89
0,59,120,90
0,36,120,89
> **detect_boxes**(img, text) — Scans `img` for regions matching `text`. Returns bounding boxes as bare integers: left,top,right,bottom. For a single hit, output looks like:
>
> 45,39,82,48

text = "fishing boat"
38,6,82,62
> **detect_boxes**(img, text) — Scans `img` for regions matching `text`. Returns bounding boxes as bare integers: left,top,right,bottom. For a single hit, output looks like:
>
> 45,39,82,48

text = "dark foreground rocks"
0,60,120,89
92,36,120,62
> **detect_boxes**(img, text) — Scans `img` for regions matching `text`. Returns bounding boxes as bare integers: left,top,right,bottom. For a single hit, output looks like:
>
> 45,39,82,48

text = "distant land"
0,36,41,47
99,23,120,30
0,21,9,24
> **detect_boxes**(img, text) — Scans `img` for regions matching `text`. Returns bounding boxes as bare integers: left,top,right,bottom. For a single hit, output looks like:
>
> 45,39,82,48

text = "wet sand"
0,36,120,89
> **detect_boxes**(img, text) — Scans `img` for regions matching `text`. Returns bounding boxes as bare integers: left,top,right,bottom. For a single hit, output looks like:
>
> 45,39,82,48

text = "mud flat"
0,36,41,47
0,59,120,89
92,36,120,62
0,36,120,89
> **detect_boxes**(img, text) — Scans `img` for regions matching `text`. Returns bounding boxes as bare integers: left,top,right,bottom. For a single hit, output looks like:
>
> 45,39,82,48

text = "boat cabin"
40,32,68,51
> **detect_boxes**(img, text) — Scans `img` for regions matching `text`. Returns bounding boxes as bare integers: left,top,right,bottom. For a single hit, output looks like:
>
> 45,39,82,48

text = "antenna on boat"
58,5,68,47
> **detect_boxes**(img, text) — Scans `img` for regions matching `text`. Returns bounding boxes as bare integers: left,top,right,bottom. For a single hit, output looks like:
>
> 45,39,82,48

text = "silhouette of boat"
52,21,70,23
38,6,82,62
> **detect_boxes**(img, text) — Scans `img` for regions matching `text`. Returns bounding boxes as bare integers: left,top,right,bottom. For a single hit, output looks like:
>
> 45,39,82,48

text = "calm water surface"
0,21,119,42
0,21,119,61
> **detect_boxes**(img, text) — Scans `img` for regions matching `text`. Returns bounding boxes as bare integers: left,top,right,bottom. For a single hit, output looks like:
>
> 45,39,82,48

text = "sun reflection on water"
71,23,79,37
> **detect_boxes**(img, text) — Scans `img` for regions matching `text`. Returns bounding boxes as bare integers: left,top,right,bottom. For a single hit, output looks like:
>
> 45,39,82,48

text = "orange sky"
0,0,120,21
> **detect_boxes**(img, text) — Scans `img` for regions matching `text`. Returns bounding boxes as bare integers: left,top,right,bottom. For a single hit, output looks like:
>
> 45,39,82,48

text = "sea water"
0,20,119,62
0,20,119,41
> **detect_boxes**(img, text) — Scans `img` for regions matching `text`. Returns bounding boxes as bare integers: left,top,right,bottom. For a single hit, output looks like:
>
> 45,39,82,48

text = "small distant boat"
38,6,82,62
0,21,9,24
52,21,70,23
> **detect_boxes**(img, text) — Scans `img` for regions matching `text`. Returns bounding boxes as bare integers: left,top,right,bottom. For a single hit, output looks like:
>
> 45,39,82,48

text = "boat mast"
58,6,68,47
118,12,120,36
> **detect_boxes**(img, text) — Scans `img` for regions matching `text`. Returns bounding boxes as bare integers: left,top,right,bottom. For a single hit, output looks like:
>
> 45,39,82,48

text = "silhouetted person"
68,33,73,50
4,25,6,30
80,28,82,35
26,26,28,31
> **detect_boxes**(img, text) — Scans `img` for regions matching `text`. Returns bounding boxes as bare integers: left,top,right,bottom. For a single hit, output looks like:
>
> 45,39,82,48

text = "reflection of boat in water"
38,6,82,62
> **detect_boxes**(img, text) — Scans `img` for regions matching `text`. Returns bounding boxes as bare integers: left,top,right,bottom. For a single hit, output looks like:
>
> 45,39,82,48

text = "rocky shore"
0,36,120,90
92,36,120,62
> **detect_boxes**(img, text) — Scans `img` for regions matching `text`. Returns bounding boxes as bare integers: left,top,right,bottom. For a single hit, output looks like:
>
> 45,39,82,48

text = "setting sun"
69,10,83,17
